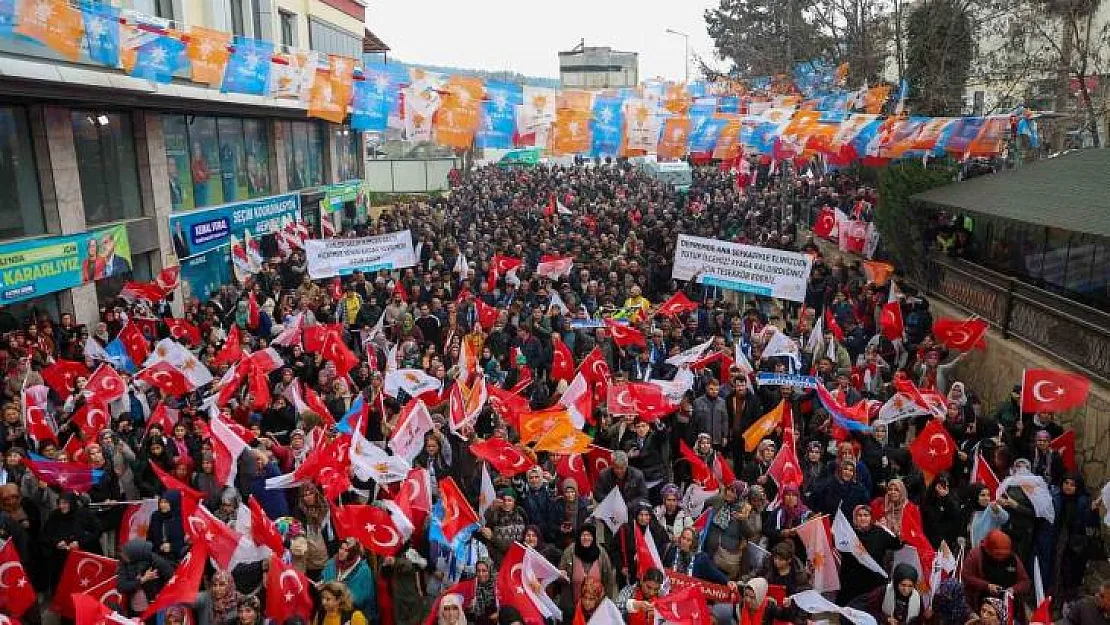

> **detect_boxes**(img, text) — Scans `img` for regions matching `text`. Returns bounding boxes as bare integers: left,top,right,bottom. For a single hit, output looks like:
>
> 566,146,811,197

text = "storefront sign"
0,225,131,304
304,229,417,279
320,180,361,214
169,193,300,259
672,234,813,302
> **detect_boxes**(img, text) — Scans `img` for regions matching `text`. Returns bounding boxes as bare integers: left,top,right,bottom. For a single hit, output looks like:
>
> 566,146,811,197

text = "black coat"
42,499,101,589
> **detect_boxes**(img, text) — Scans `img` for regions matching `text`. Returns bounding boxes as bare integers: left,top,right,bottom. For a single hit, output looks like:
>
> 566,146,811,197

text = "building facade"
0,0,376,329
558,42,638,90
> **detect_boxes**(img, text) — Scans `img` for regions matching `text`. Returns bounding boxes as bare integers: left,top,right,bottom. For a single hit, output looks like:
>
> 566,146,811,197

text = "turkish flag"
653,586,714,625
155,265,180,292
627,382,677,421
899,508,935,581
1050,430,1077,472
141,543,208,618
149,462,203,519
247,292,261,329
266,554,314,623
536,254,574,280
585,446,614,486
635,524,666,581
970,450,1000,494
321,330,359,378
118,322,150,366
1031,598,1052,625
136,361,193,397
605,382,639,415
496,543,546,624
880,301,905,341
72,591,127,625
247,361,272,411
302,324,330,353
577,346,611,404
248,496,286,557
473,297,500,330
487,384,529,426
213,324,244,366
84,364,127,404
551,336,575,382
51,550,118,619
437,477,479,543
679,440,720,489
554,453,593,498
41,359,91,397
766,436,804,491
71,399,111,440
184,506,243,571
120,281,168,303
813,207,837,238
22,390,57,444
1021,369,1091,413
908,418,957,476
164,318,201,346
0,539,36,616
655,291,699,318
824,308,845,343
332,504,405,556
932,317,989,351
469,437,536,477
603,319,646,348
492,254,523,276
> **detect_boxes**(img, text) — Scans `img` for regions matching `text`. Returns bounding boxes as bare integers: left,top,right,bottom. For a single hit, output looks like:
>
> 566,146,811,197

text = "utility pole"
665,28,690,83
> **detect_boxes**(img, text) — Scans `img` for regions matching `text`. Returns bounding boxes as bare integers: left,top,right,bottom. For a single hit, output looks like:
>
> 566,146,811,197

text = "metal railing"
917,254,1110,384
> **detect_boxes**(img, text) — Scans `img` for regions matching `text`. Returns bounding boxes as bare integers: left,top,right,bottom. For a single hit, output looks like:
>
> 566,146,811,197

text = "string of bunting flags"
0,0,1038,160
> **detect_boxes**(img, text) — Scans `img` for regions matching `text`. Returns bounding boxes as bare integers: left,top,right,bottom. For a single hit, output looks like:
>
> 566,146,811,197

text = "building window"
154,0,174,20
163,114,272,211
0,107,45,240
307,16,361,58
72,111,142,225
280,10,296,47
334,125,361,181
230,0,246,37
283,120,326,189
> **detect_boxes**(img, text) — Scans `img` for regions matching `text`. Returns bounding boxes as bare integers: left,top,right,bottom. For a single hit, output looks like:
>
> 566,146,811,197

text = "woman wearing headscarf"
574,577,608,623
763,485,811,559
42,493,100,590
320,537,376,619
973,598,1008,625
147,489,186,561
555,477,590,548
193,569,241,625
116,539,177,616
921,474,963,549
465,558,498,625
966,483,1009,548
133,434,175,497
380,545,429,625
615,501,668,586
929,578,973,625
480,487,527,567
962,529,1031,610
886,448,925,501
798,440,826,499
998,459,1038,568
192,453,224,510
871,478,922,538
1050,472,1099,605
559,523,616,618
702,480,754,581
810,459,870,518
735,577,790,625
852,563,925,625
662,526,732,585
293,483,335,579
436,593,468,625
838,504,902,605
653,483,693,543
229,595,271,625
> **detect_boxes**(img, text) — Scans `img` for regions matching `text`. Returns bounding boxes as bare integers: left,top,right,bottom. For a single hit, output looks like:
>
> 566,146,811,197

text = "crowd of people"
0,158,1106,625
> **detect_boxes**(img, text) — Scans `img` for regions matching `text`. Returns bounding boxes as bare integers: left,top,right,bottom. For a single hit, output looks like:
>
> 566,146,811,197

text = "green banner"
321,180,361,214
0,224,131,304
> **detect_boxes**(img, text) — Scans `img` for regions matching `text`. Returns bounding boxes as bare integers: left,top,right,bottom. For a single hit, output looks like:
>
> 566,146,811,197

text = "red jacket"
961,545,1031,609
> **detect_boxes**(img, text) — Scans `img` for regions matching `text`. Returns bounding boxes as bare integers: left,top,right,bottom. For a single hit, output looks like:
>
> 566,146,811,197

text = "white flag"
1102,481,1110,526
478,462,496,520
559,372,591,428
590,487,628,533
453,253,469,276
733,342,754,376
146,338,213,387
681,482,719,518
384,368,442,398
927,541,958,606
996,474,1055,522
650,366,695,404
557,199,572,215
388,399,435,462
587,598,623,625
805,315,824,355
763,328,801,368
796,516,840,592
522,544,564,618
1033,554,1045,606
666,338,713,367
832,509,887,577
790,590,878,625
874,393,930,426
350,425,411,483
548,290,570,315
271,312,304,347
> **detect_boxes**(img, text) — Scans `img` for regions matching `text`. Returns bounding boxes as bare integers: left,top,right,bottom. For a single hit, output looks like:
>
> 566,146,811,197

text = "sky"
365,0,721,82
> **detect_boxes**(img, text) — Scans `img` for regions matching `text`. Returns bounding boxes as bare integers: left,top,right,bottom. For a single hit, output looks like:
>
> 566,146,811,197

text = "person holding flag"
850,563,925,625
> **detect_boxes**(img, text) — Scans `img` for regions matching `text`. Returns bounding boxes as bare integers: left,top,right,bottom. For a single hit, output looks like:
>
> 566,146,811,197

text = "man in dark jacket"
691,379,729,448
519,467,562,544
593,451,648,509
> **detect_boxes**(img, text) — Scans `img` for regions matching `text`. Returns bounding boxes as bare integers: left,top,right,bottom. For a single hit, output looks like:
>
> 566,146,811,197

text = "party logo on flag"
131,33,187,83
16,0,84,61
81,3,120,67
477,81,522,149
222,39,274,95
187,26,231,85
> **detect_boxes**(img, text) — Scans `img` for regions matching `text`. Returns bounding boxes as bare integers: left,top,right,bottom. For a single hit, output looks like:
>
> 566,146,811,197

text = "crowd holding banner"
0,156,1107,625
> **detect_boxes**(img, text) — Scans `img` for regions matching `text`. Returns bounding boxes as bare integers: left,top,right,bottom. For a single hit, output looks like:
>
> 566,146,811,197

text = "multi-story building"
558,41,638,90
0,1,388,328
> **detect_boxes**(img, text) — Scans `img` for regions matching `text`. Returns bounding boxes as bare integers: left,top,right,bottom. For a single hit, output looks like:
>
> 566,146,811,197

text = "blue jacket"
250,462,290,519
321,557,376,620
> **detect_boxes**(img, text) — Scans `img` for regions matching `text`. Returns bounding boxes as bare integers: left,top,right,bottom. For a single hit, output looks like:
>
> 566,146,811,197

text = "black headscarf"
574,524,600,564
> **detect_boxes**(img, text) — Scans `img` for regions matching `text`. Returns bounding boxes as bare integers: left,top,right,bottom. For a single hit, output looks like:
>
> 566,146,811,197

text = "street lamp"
665,28,690,84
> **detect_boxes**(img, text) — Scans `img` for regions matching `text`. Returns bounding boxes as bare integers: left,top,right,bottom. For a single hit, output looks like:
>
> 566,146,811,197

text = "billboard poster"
179,245,231,304
672,234,813,302
0,224,131,304
169,192,300,259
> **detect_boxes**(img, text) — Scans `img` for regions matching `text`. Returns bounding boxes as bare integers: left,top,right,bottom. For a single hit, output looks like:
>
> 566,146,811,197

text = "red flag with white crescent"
265,554,314,623
141,543,208,618
0,539,36,617
331,503,406,556
51,550,119,619
469,437,536,477
84,364,127,404
438,477,479,543
908,418,957,476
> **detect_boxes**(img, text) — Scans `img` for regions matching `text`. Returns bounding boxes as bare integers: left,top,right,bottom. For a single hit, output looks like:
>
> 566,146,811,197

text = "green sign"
321,180,361,214
0,224,131,304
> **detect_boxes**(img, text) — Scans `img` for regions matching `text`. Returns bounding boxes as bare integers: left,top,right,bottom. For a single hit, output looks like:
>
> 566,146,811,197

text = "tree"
875,161,957,278
809,0,894,85
905,0,975,115
704,0,833,78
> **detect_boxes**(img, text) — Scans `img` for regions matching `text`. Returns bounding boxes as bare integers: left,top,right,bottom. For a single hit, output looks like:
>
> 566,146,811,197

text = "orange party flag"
657,116,692,161
434,76,485,150
534,420,592,455
16,0,84,61
187,26,231,85
518,407,573,445
308,55,355,123
552,108,592,155
712,114,743,161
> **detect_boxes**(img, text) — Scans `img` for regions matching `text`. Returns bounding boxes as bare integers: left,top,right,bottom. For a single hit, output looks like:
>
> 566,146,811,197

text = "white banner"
305,230,417,279
671,234,813,302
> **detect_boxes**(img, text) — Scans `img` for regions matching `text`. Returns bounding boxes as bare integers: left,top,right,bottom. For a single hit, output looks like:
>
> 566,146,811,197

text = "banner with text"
756,373,820,388
305,230,417,279
672,235,813,302
169,193,300,259
180,245,232,304
0,224,131,304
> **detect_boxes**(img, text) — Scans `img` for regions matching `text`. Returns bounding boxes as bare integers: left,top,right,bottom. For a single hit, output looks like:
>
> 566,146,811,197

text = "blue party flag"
221,39,274,95
130,32,186,83
81,2,120,67
0,0,15,37
476,81,522,149
589,95,624,157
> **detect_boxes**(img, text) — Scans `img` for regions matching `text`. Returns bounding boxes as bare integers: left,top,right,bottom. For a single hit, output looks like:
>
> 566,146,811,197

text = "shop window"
163,115,194,211
284,120,326,190
334,124,362,182
218,117,248,203
0,107,45,240
72,111,142,225
243,118,272,196
165,114,272,211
